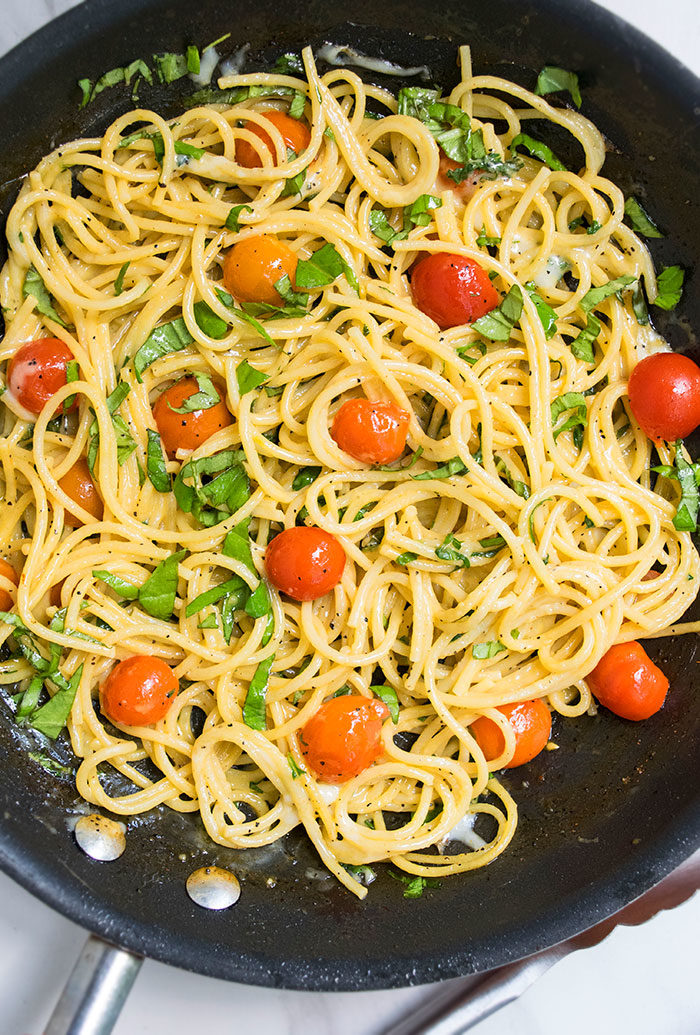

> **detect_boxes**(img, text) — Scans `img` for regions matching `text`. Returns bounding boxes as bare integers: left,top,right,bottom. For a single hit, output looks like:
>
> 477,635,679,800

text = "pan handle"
43,935,142,1035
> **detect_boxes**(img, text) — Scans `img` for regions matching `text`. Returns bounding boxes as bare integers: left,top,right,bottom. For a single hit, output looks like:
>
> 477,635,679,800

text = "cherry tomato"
471,699,552,769
265,526,345,601
628,352,700,440
222,235,298,306
300,694,390,782
587,641,668,721
152,376,232,459
331,398,410,465
437,153,482,201
100,655,179,726
7,338,78,415
57,458,103,525
235,109,311,168
411,252,499,329
0,558,19,612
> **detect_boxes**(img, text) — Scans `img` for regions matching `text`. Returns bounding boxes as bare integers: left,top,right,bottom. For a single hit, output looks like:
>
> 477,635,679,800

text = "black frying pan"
0,0,699,995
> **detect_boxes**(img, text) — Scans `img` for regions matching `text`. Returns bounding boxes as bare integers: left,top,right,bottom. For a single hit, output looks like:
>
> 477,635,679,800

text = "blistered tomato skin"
57,458,103,526
331,399,410,465
235,110,311,168
628,352,700,440
0,558,19,612
101,655,179,726
588,641,669,721
222,235,298,307
265,526,345,601
471,699,552,769
7,338,78,415
300,695,390,782
152,376,232,458
411,253,499,330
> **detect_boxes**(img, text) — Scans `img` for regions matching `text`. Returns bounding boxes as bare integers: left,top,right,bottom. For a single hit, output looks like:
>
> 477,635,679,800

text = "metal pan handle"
43,935,142,1035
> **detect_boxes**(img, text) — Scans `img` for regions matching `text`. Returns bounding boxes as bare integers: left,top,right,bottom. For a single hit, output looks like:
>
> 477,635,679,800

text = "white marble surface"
1,2,699,1033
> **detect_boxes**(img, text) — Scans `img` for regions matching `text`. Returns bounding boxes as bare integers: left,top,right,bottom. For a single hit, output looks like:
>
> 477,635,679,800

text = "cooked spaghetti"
0,44,696,899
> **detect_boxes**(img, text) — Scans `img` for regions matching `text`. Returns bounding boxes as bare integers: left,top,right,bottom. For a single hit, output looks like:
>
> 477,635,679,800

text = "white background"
1,2,699,1033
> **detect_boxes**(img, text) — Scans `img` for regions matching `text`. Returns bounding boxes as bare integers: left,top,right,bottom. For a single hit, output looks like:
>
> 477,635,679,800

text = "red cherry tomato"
0,558,19,612
587,641,668,721
437,153,482,201
57,458,103,526
411,252,499,330
152,376,232,458
628,352,700,440
470,699,552,769
265,526,345,601
7,338,78,415
101,655,179,726
235,109,311,168
331,398,410,465
299,694,390,782
222,235,298,307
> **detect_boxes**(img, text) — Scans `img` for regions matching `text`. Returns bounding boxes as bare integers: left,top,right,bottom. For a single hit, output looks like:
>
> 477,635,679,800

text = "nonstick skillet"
0,0,699,1003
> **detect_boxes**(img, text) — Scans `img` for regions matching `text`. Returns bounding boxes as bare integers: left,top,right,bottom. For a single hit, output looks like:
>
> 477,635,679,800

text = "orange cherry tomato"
587,641,669,721
331,398,410,465
628,352,700,440
57,458,103,526
152,376,232,459
7,338,78,415
471,699,552,769
437,153,482,201
300,694,390,782
235,109,311,168
100,655,179,726
0,558,19,612
222,235,298,307
265,526,345,601
411,252,499,330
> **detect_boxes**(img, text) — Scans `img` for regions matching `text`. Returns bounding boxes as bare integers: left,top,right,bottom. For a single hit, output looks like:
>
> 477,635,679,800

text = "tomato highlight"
100,655,179,726
7,338,78,415
470,699,552,769
222,234,298,306
152,376,232,458
265,526,345,601
0,558,19,612
628,352,700,440
300,694,390,782
57,458,103,525
588,641,669,721
411,252,499,329
235,109,311,169
331,398,410,465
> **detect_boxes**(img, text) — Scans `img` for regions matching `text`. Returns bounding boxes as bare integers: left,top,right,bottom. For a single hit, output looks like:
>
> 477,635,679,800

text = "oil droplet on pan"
74,813,126,861
186,866,241,910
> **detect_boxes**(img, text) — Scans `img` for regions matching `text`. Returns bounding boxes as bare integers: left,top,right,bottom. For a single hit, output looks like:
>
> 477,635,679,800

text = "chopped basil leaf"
631,283,650,326
185,575,247,618
287,753,306,778
186,45,200,75
581,275,636,313
471,284,523,341
134,317,193,381
146,429,171,492
245,581,270,619
28,751,72,776
114,261,130,296
288,91,306,119
534,66,582,108
272,52,305,75
587,220,602,235
243,654,274,730
86,381,135,473
292,467,321,491
672,441,699,532
369,208,407,247
624,197,663,238
198,614,218,629
472,641,506,659
237,360,268,395
495,458,530,499
78,60,152,107
93,570,140,600
551,392,587,445
654,266,684,311
371,684,399,723
456,341,487,365
569,314,600,363
295,242,358,292
403,193,442,229
222,520,257,574
396,551,417,565
225,203,253,232
525,283,557,338
388,869,440,898
174,449,250,526
193,300,229,339
377,447,423,473
510,133,566,171
476,228,501,248
203,32,231,53
412,456,467,481
22,267,66,327
64,360,79,410
446,151,522,183
138,550,186,620
28,664,83,739
215,288,277,348
342,863,376,885
167,371,221,414
153,52,188,84
435,532,470,568
473,534,507,559
280,153,307,197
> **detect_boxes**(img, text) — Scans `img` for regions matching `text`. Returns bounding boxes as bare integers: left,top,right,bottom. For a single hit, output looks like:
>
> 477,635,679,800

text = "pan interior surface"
0,0,698,990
